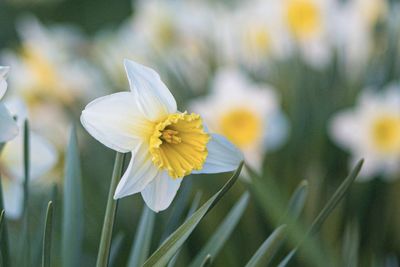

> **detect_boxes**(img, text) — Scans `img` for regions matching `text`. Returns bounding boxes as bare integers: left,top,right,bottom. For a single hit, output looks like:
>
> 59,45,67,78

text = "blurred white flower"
0,99,57,219
0,66,18,143
279,0,337,68
81,60,242,212
329,85,400,181
1,17,104,106
332,0,387,76
190,68,289,170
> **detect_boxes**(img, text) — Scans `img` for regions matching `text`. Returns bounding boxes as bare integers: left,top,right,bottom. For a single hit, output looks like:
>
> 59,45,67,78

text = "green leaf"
307,159,363,237
277,249,295,267
96,152,126,267
109,232,125,267
62,126,84,267
0,179,9,267
189,192,249,267
167,192,203,267
142,162,244,267
342,221,359,267
19,120,31,266
128,206,156,267
42,201,53,267
245,225,287,267
285,180,308,220
200,255,212,267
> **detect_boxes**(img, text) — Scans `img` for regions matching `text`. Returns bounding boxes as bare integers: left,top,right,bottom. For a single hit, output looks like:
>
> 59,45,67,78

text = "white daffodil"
329,85,400,181
0,66,18,143
1,17,104,107
190,68,289,170
0,98,57,219
81,60,243,212
279,0,336,68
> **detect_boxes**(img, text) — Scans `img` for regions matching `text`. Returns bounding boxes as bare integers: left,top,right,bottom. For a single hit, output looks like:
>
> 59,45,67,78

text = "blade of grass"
142,162,244,267
167,192,203,267
245,225,287,267
19,120,31,266
277,249,296,267
189,192,250,267
109,232,125,267
0,178,9,267
42,201,53,267
128,206,156,267
342,221,359,267
285,180,308,220
200,255,212,267
62,126,84,267
96,152,126,267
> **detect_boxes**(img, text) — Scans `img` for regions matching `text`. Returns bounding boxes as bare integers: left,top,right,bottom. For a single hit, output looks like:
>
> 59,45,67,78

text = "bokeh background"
1,0,400,266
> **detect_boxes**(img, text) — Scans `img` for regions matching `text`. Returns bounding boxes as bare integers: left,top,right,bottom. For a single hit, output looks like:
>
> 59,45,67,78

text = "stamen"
161,129,181,144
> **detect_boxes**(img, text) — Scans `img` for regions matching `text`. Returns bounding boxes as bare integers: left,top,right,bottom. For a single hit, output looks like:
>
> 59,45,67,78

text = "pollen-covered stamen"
149,112,210,178
161,129,181,144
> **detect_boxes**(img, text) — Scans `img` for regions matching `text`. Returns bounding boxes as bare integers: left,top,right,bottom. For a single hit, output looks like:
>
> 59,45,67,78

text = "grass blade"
285,180,308,220
62,126,84,267
42,201,53,267
109,232,125,267
342,221,359,267
142,162,244,267
167,192,203,267
0,178,9,267
128,206,156,267
200,255,212,267
245,225,287,267
189,192,250,267
277,249,296,267
96,152,126,267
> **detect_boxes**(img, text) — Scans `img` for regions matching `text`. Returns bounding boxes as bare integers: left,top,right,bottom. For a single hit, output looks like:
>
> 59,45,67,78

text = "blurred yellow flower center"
220,108,262,148
371,115,400,153
149,113,210,178
286,0,321,39
154,16,176,48
247,26,271,53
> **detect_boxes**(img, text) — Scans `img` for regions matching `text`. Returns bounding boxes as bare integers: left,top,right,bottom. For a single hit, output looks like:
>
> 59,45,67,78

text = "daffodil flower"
81,60,243,212
329,85,400,181
1,98,57,219
0,66,18,143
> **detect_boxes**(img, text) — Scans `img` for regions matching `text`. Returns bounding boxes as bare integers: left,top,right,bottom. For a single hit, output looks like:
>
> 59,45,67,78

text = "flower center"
219,108,262,148
246,25,271,53
286,0,321,39
149,113,210,178
371,115,400,153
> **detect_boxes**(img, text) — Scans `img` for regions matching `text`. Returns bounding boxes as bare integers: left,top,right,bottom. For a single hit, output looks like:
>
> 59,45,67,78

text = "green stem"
96,152,125,267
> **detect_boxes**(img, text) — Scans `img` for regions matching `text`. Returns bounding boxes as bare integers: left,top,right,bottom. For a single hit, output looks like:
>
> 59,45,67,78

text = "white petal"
141,172,182,212
114,143,159,199
0,103,18,143
0,66,10,100
1,132,57,182
194,134,243,174
263,111,290,151
2,178,23,220
4,98,28,126
124,59,177,120
81,92,153,153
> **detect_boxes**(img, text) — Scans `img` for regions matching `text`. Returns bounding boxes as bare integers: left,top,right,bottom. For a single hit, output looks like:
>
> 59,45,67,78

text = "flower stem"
96,152,125,267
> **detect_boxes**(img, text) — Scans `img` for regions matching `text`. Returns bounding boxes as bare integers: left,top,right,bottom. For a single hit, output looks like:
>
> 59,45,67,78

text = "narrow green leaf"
200,255,212,267
307,159,363,236
109,232,125,267
62,126,84,267
128,206,156,267
96,152,126,267
285,180,308,220
142,162,244,267
19,120,31,266
342,221,359,267
160,180,192,243
0,179,10,267
277,249,295,267
189,192,250,267
245,225,287,267
42,201,53,267
167,192,203,267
